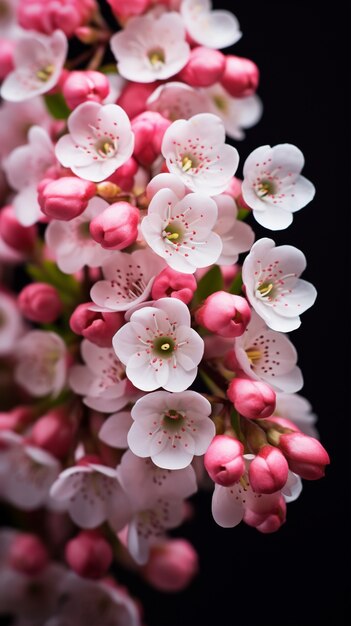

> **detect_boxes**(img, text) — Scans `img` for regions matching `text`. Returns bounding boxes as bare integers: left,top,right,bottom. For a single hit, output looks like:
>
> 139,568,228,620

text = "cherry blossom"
50,461,132,530
98,411,133,449
275,392,318,438
14,330,67,397
242,143,316,230
141,177,223,273
206,83,263,140
213,193,255,265
3,125,55,226
45,197,113,274
233,311,303,393
90,249,165,313
127,391,215,470
0,97,51,160
55,102,134,182
69,339,138,413
146,82,209,121
161,113,239,195
0,291,25,355
1,30,68,102
181,0,242,49
110,12,190,83
113,298,204,392
242,238,317,332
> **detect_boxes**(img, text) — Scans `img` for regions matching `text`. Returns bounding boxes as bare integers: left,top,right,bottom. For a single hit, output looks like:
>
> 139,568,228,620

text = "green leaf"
44,93,70,120
99,64,118,75
237,207,250,221
193,265,223,306
228,271,243,295
26,261,80,300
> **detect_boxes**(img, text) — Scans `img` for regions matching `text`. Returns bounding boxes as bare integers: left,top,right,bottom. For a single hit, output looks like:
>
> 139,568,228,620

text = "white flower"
113,298,204,392
275,392,318,438
0,291,25,355
242,143,316,230
90,248,165,313
3,125,55,226
1,30,68,102
127,390,215,470
147,82,209,121
181,0,242,49
206,83,263,140
233,311,303,393
110,12,190,83
69,339,138,413
0,97,51,160
55,102,134,182
15,330,67,397
141,174,222,274
50,461,132,530
213,193,255,265
242,238,317,332
98,411,133,449
45,197,113,274
161,113,239,195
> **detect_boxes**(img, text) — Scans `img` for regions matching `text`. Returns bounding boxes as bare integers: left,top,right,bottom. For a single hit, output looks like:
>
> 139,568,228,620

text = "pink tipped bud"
249,446,289,494
8,533,49,576
278,433,330,480
141,539,198,592
131,111,171,166
195,291,251,338
30,409,76,459
0,406,33,431
38,177,96,221
107,157,138,193
89,201,139,250
0,206,37,253
63,71,110,110
244,496,286,533
227,378,276,420
177,46,225,87
65,530,113,579
151,267,197,304
18,283,62,324
221,55,260,98
0,39,15,80
118,82,158,119
204,435,244,486
70,303,124,347
107,0,151,19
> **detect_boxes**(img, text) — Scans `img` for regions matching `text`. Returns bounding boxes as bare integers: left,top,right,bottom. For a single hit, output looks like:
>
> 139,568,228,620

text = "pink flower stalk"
220,55,260,98
177,46,225,87
70,303,124,348
107,0,151,19
131,111,171,166
89,201,139,250
18,283,63,323
107,157,138,193
277,432,330,480
38,176,97,221
196,292,251,338
8,533,49,576
227,377,276,420
248,445,289,494
151,267,197,304
141,539,198,592
0,206,37,253
63,71,110,110
117,82,159,120
204,435,245,486
65,530,113,579
29,408,76,459
0,39,15,80
243,495,286,533
17,0,97,38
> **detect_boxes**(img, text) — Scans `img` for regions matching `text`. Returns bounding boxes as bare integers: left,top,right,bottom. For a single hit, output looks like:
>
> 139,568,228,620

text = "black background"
115,3,350,626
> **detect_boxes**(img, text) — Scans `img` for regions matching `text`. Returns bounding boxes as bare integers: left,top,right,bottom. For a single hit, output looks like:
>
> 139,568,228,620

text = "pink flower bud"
221,55,260,98
141,539,198,592
77,454,102,466
30,409,76,459
107,157,139,193
38,177,96,221
223,177,250,211
18,0,97,38
262,416,300,432
8,533,49,576
244,496,286,533
195,291,251,338
0,406,34,431
204,435,244,486
70,303,124,347
118,82,158,120
65,530,113,579
107,0,151,19
131,111,171,166
249,446,289,494
227,378,276,420
177,46,225,87
278,433,330,480
89,201,139,250
0,206,37,254
18,283,62,323
0,39,15,80
63,71,110,110
151,267,196,304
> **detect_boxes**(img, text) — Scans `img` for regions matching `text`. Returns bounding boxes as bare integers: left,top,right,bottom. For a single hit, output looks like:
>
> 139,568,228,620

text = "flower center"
257,282,275,298
36,64,55,82
163,221,184,244
153,336,175,357
148,48,165,67
78,221,91,239
256,179,276,198
163,409,185,430
246,349,262,364
181,155,196,172
95,138,117,159
213,94,228,113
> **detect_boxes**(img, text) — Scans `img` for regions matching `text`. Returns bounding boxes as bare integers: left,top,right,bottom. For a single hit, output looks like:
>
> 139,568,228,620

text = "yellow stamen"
258,282,274,297
161,343,170,351
181,156,193,172
166,232,179,241
36,64,55,82
246,349,261,364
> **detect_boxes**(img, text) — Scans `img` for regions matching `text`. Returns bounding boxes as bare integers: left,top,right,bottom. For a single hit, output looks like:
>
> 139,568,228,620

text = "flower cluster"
0,0,328,622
